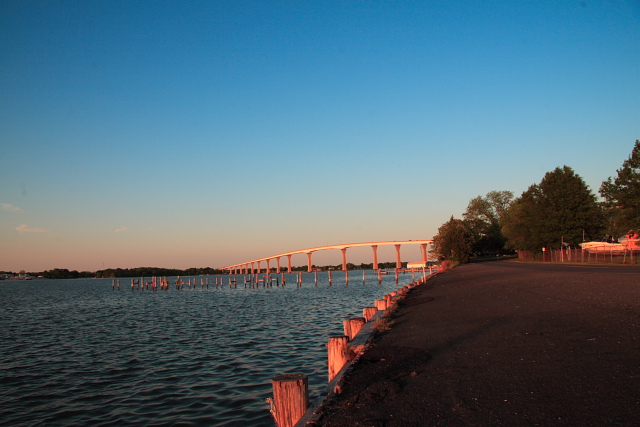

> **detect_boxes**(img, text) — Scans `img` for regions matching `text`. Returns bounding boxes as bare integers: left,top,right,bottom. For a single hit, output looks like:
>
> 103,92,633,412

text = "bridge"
222,240,434,274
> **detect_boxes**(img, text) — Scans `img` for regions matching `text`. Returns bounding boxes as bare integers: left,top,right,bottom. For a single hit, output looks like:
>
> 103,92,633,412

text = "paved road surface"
315,261,639,426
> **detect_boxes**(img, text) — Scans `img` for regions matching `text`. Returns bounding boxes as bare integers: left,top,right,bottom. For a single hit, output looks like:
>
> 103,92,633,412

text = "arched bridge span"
222,240,433,274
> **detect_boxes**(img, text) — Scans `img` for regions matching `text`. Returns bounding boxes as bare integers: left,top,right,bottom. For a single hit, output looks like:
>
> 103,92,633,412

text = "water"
0,271,424,426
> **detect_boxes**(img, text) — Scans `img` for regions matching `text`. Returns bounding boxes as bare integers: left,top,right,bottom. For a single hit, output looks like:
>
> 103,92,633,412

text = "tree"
600,140,640,236
501,184,544,251
502,166,603,251
463,190,513,255
432,216,473,264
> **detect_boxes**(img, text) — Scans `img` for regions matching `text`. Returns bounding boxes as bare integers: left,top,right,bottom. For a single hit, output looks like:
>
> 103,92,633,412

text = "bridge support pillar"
266,259,271,274
341,248,348,271
257,261,261,274
421,244,428,264
307,252,313,273
287,254,292,273
276,257,281,274
395,244,402,269
372,245,378,271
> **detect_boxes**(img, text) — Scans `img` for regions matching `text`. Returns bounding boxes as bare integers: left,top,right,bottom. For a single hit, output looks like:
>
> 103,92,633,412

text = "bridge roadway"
222,240,434,274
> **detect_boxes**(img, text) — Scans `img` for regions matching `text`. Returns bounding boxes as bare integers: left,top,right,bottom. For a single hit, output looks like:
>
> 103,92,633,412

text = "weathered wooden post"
343,317,366,340
327,335,350,381
375,299,387,311
363,306,377,322
342,319,351,340
269,373,309,427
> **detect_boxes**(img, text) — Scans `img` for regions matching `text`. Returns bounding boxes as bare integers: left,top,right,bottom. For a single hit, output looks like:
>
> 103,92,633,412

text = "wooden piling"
375,299,387,311
363,306,378,322
384,294,393,305
327,335,350,382
343,317,366,340
270,373,309,427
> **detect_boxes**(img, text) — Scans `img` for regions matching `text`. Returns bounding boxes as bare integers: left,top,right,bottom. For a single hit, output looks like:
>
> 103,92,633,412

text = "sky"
1,1,639,272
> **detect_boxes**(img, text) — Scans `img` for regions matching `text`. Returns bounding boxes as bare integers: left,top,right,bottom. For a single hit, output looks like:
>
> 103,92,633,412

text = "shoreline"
291,273,438,426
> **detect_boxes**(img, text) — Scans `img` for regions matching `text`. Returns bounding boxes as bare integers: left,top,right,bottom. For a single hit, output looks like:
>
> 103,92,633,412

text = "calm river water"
0,271,423,426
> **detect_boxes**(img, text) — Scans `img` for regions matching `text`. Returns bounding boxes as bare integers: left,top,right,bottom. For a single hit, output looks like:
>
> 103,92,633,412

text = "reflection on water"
0,271,424,426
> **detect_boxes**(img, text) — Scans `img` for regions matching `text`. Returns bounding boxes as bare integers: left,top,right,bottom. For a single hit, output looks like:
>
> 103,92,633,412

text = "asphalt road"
315,261,640,426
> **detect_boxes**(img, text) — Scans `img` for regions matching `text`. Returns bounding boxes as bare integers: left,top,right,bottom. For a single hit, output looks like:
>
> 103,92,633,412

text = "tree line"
14,267,225,279
21,263,406,279
433,140,640,264
96,267,224,278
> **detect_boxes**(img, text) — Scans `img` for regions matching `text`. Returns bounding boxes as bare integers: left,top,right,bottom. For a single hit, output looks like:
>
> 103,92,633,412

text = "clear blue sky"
1,1,639,272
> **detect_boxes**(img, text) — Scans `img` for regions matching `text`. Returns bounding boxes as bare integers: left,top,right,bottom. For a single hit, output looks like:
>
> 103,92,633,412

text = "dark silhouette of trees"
463,190,513,255
433,216,473,264
96,266,223,278
37,269,93,279
600,140,640,236
502,166,603,251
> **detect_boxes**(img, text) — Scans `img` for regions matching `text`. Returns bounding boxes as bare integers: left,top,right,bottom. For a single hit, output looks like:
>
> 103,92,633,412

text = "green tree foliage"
599,140,640,236
433,216,473,264
463,190,513,255
502,166,603,251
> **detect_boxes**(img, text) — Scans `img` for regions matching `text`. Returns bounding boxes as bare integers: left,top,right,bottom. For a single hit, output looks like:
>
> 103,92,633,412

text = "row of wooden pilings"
267,273,437,427
111,268,433,292
111,276,242,291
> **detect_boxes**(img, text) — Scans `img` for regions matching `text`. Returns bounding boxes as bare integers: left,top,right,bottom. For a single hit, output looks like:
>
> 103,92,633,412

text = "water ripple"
0,272,423,426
